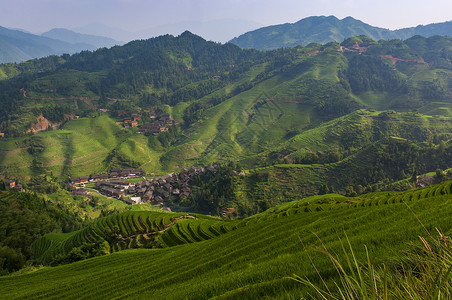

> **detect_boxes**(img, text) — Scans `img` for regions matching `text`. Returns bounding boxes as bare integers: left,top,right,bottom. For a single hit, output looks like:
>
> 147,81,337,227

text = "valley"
0,30,451,298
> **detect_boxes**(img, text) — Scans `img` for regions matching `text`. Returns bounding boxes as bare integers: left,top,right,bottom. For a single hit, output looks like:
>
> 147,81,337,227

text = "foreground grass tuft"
292,229,452,299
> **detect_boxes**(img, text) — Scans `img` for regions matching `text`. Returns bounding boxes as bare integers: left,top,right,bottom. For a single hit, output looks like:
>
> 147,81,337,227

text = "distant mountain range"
0,26,122,63
41,28,122,49
73,19,262,43
4,15,452,63
230,16,452,50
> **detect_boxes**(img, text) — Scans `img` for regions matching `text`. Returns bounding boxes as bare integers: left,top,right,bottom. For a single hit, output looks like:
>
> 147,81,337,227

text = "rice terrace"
1,2,452,299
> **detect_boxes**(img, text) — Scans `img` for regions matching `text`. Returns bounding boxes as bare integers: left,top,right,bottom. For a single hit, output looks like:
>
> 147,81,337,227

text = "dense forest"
0,190,84,274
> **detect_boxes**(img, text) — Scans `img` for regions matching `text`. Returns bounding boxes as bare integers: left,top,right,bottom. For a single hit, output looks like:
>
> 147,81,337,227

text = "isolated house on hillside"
5,179,15,188
0,133,5,138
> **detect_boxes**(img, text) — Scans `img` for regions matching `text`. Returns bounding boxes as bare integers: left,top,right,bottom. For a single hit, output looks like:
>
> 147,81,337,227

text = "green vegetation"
1,31,452,297
32,211,240,265
0,191,84,275
0,181,451,298
292,229,452,299
1,34,452,184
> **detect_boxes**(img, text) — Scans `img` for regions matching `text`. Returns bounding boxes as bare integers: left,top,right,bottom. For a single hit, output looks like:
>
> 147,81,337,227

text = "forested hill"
229,15,452,50
1,33,452,188
0,31,263,133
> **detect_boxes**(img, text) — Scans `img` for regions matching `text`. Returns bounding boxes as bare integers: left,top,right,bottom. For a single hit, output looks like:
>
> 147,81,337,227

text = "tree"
318,184,330,195
435,169,445,182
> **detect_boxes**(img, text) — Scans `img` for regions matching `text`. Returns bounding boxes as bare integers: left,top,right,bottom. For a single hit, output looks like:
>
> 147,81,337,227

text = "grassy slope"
0,114,169,178
162,52,346,169
1,182,452,299
278,109,452,158
2,49,452,178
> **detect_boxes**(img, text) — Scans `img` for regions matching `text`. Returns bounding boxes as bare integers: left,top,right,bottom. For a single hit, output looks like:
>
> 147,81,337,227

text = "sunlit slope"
0,114,167,178
2,182,452,299
276,109,452,160
162,52,352,168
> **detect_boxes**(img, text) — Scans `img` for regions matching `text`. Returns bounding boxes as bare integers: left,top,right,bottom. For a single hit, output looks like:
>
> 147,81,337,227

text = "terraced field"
3,182,451,299
32,211,241,264
0,114,169,178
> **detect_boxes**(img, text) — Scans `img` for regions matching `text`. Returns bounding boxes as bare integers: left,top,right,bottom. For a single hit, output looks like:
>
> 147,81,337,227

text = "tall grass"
292,229,452,299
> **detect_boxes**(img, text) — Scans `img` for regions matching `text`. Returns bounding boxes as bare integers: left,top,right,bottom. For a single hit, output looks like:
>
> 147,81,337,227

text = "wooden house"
131,169,144,176
79,176,89,183
5,179,15,188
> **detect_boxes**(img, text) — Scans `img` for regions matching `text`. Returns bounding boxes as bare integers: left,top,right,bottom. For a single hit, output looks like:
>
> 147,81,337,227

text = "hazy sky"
1,0,452,34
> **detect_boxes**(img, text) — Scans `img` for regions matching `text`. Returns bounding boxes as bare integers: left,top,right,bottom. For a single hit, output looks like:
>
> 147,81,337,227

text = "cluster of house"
69,168,144,185
114,110,144,128
69,165,219,206
132,166,217,205
137,113,179,134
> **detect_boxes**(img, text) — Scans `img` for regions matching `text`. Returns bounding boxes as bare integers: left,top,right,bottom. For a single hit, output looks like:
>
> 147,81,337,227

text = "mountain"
1,32,452,197
0,26,97,63
0,31,451,298
73,20,262,43
136,19,263,43
395,20,452,39
229,15,452,50
41,28,123,49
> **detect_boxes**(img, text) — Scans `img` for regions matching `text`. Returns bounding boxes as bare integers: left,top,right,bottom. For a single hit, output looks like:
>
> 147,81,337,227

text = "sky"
1,0,452,41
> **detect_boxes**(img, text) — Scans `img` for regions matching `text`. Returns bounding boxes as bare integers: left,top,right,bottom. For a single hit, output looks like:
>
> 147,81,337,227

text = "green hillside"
1,33,452,197
1,182,451,298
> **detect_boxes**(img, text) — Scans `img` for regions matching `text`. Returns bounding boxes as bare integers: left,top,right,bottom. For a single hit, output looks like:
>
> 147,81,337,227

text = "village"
113,109,180,134
70,165,218,208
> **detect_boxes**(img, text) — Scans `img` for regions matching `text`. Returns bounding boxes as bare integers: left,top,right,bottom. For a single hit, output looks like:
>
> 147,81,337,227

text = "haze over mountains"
74,19,262,43
3,15,452,63
41,28,122,49
230,15,452,50
0,19,259,63
0,26,122,63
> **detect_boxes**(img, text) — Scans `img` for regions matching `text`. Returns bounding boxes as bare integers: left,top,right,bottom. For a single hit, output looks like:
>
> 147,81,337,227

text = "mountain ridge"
0,26,96,63
41,28,123,49
230,15,452,50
